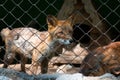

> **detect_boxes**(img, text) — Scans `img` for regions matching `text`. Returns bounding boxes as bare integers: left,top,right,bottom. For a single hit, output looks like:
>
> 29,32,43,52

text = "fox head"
79,53,101,76
47,15,74,45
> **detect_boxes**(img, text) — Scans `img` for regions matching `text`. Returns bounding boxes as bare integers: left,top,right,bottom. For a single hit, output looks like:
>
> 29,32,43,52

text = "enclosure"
0,0,120,80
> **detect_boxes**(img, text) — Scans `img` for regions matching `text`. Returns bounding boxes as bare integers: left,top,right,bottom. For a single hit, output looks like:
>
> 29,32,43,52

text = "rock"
99,73,118,80
0,68,118,80
56,73,118,80
0,76,12,80
56,73,83,80
0,68,34,80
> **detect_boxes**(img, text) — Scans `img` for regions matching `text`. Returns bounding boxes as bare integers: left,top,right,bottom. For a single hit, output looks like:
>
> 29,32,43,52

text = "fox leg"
31,59,39,74
3,39,15,68
31,50,40,75
32,56,49,74
3,52,15,68
20,54,27,72
41,57,49,74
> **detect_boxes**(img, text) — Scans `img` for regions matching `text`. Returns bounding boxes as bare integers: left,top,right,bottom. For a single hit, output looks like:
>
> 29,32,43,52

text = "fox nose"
63,39,74,45
69,39,74,43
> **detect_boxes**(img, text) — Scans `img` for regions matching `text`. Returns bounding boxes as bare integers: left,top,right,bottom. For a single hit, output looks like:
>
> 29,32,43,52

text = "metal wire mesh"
0,0,120,76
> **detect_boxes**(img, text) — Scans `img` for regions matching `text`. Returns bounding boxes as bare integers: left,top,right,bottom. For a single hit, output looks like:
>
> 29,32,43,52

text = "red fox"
1,15,76,74
79,42,120,76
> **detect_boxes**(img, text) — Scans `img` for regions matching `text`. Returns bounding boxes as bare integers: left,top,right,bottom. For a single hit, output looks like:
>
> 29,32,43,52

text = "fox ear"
67,12,77,26
66,15,75,26
47,15,57,27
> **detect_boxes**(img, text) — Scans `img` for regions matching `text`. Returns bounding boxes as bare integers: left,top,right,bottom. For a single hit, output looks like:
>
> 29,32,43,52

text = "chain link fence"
0,0,120,77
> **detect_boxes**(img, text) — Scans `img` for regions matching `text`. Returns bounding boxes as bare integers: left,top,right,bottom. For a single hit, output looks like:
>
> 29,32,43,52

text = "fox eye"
58,31,64,34
69,31,72,33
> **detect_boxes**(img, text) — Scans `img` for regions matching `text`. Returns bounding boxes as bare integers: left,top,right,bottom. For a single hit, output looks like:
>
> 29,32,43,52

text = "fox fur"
79,42,120,76
1,15,76,74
